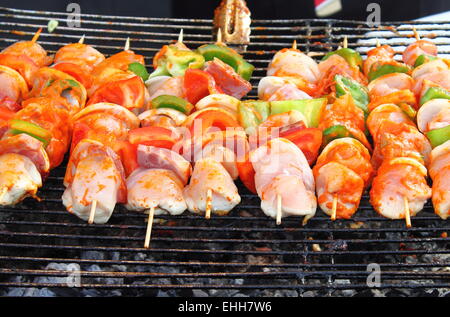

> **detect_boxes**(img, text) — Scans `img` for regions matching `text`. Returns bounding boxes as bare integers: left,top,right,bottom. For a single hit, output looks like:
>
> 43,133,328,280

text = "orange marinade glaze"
13,97,72,169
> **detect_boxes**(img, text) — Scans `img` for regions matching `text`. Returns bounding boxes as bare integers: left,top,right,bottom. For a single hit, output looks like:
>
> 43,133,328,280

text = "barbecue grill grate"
0,7,449,297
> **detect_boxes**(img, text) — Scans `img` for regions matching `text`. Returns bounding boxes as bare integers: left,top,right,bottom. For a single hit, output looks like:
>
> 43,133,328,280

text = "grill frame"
0,6,449,297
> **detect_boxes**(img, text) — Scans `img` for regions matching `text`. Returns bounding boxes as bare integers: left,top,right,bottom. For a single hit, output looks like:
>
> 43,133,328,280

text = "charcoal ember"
326,240,348,251
192,289,209,297
81,251,105,261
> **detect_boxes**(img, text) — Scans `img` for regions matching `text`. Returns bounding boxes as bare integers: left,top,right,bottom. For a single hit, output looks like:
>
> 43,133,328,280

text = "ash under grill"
0,7,449,297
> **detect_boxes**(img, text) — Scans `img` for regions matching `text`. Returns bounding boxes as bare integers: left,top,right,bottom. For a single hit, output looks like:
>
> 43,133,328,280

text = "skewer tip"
292,39,297,50
412,27,421,41
124,37,130,51
144,206,155,249
178,29,184,44
31,27,42,43
78,34,85,44
375,38,381,47
276,194,282,225
216,28,223,45
88,200,97,225
404,196,412,228
342,36,348,49
205,188,213,220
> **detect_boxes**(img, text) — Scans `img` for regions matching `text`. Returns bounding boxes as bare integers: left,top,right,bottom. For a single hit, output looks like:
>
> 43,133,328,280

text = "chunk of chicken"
0,153,42,206
136,145,192,186
370,158,431,219
368,72,414,97
313,138,373,219
250,138,316,220
258,76,313,101
403,40,438,67
183,157,240,215
63,140,126,224
429,141,450,219
315,162,364,219
267,49,320,84
125,168,187,215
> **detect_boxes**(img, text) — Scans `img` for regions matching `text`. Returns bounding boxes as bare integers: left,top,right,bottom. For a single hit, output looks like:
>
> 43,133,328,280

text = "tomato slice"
187,109,240,136
128,126,176,150
236,152,257,194
119,141,139,177
53,62,92,89
280,124,323,166
183,68,221,104
88,75,145,111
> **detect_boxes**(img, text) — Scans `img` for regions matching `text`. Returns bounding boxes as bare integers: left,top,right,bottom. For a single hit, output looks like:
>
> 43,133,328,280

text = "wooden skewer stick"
342,36,348,49
292,40,297,50
404,196,412,228
331,194,338,221
79,34,85,44
31,28,42,43
178,29,184,44
124,37,130,51
412,27,421,41
216,28,223,45
307,52,325,57
144,206,155,249
205,188,213,219
302,214,313,226
276,194,282,225
376,38,381,48
88,200,97,224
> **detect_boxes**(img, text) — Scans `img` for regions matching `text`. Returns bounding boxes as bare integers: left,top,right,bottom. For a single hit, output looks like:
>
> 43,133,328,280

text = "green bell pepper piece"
197,44,254,81
322,48,363,70
368,63,410,82
238,100,270,133
398,102,417,120
151,95,193,115
414,54,438,68
334,75,369,114
322,125,353,146
9,119,52,147
128,62,150,81
270,98,326,128
420,86,450,106
245,100,270,122
426,125,450,148
150,45,205,78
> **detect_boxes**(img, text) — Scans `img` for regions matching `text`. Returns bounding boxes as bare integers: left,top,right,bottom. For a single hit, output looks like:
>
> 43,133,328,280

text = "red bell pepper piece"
88,75,145,111
128,126,177,150
119,141,139,177
187,109,241,136
279,124,323,166
236,152,257,194
53,62,92,89
70,121,91,153
183,68,222,105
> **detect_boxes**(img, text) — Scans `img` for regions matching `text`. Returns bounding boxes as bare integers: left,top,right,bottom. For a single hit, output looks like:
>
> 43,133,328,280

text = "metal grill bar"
0,7,449,297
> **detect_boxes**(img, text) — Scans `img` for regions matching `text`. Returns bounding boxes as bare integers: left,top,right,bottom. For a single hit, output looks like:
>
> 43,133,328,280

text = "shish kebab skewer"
365,31,436,227
0,32,96,206
63,38,145,224
248,37,374,224
122,30,254,246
